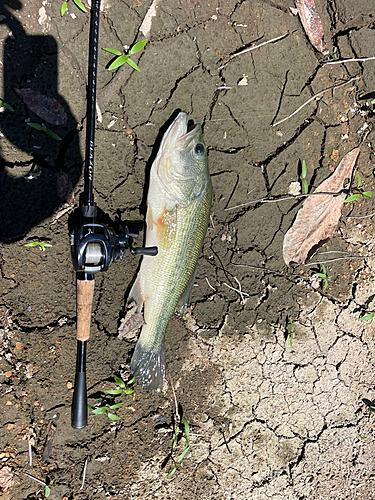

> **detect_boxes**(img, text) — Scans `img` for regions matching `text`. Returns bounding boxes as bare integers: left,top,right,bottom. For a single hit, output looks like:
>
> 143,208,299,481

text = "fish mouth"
160,112,200,153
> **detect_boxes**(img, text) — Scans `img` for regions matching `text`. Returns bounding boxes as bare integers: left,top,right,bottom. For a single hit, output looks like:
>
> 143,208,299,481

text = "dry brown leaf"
118,303,145,341
15,88,68,125
283,148,360,266
295,0,329,55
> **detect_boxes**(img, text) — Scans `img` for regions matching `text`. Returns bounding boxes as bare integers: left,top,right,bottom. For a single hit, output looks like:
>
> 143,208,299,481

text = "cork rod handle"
76,279,95,341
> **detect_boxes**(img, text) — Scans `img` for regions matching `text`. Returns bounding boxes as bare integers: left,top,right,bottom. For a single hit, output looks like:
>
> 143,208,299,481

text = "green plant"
344,172,372,203
0,99,14,112
102,39,147,71
61,0,87,16
289,319,294,348
88,376,135,421
359,312,375,325
315,263,331,291
301,160,308,194
45,485,51,498
167,416,190,477
27,122,62,141
25,241,52,252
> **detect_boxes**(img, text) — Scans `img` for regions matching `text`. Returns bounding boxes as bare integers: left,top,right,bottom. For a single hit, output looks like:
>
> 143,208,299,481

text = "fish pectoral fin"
155,206,177,249
176,264,198,314
128,276,144,312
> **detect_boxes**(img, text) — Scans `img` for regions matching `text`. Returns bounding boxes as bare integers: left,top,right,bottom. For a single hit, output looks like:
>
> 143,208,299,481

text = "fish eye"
195,143,205,155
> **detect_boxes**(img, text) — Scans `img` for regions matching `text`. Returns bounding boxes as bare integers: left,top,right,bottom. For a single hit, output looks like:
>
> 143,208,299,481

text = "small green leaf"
45,485,51,498
43,128,62,141
362,191,372,198
356,171,362,188
359,313,374,324
177,439,190,463
91,407,108,414
183,417,189,437
102,48,122,56
371,99,375,105
316,273,326,279
320,264,326,275
323,280,328,291
344,193,360,203
108,55,129,70
106,389,122,395
25,242,39,247
114,376,126,388
0,100,14,112
110,402,124,410
27,122,43,131
301,160,307,179
127,376,135,385
125,387,134,395
107,413,121,421
166,466,178,478
73,0,87,12
129,39,147,55
303,179,309,194
61,1,67,16
125,58,141,72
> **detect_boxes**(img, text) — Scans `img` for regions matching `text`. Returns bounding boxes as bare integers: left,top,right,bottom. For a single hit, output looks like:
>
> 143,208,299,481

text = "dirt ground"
1,0,375,498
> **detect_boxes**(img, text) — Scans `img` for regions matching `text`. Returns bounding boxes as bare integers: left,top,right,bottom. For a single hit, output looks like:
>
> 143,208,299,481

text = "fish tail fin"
130,340,166,391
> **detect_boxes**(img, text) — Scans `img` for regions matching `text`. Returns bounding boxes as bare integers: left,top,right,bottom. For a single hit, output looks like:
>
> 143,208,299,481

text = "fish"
129,111,212,390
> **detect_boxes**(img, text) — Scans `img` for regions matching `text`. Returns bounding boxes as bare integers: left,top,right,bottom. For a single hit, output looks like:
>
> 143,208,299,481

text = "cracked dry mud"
1,1,375,499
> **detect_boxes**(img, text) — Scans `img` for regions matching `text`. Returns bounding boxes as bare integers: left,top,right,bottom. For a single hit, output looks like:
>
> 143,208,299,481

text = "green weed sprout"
344,172,372,203
27,122,62,141
301,160,308,194
289,319,294,349
44,486,51,498
167,416,190,478
102,39,147,71
25,241,52,252
61,0,87,16
359,312,375,325
0,99,14,112
88,376,135,421
315,263,331,291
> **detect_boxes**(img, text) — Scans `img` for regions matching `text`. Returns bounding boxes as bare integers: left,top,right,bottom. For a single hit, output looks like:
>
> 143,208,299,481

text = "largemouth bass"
129,112,212,390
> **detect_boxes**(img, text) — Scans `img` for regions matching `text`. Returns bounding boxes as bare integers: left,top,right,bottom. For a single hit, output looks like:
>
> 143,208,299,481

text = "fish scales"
128,112,212,390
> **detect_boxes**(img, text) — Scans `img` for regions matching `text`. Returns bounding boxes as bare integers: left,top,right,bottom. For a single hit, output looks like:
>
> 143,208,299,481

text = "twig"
272,76,359,127
223,277,249,304
28,436,32,467
324,56,375,66
219,33,289,69
80,458,88,490
304,255,368,266
347,211,375,219
21,471,46,487
205,277,217,291
225,190,348,211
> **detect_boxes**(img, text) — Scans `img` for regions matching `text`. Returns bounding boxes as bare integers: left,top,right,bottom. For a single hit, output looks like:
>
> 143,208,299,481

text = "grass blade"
108,55,128,70
102,48,122,56
73,0,87,12
126,58,141,72
129,39,147,55
61,1,67,16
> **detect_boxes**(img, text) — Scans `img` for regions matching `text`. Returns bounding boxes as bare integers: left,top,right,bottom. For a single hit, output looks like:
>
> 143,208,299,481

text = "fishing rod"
70,0,157,429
